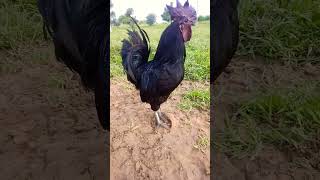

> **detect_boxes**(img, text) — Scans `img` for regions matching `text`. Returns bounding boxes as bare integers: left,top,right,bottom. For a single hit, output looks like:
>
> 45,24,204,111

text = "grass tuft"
216,82,320,163
194,134,210,153
48,73,67,89
0,0,42,50
179,89,210,111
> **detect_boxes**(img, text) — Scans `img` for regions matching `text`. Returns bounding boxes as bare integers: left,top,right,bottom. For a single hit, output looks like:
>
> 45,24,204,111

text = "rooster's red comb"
166,0,197,25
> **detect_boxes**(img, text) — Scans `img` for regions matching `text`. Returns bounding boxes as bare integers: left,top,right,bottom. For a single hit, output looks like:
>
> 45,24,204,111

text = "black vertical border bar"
210,0,214,180
104,0,110,179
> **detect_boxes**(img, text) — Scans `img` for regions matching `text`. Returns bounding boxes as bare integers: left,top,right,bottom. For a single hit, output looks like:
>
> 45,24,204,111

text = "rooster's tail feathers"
121,17,150,87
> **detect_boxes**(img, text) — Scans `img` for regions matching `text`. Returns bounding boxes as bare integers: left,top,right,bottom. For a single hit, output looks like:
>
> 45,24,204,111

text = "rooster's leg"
155,110,170,129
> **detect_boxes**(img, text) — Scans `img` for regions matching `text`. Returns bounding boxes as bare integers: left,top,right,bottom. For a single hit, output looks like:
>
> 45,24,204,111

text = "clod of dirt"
304,63,319,76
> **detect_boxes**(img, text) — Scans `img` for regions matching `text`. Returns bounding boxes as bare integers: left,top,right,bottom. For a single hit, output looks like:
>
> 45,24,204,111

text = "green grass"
0,58,21,74
0,44,54,75
194,134,210,152
110,21,210,80
0,0,42,49
29,47,52,65
179,89,210,111
216,82,320,160
48,73,67,89
238,0,320,64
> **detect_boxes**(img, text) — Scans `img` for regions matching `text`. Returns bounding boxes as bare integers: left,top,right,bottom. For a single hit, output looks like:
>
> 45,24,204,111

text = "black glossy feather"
37,0,109,130
212,0,239,83
121,20,186,111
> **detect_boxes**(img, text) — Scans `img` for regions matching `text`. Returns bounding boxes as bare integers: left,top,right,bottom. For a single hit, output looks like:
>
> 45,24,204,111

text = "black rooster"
121,0,197,129
212,0,239,83
37,0,109,130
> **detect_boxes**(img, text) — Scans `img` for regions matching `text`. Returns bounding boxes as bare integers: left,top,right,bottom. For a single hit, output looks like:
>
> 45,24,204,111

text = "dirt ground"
110,78,210,180
0,44,210,180
0,46,108,180
213,58,320,180
2,44,320,180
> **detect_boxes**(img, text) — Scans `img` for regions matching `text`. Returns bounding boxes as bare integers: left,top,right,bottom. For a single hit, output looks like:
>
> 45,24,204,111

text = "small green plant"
179,89,210,111
0,59,21,74
194,134,210,152
30,48,52,65
48,73,67,89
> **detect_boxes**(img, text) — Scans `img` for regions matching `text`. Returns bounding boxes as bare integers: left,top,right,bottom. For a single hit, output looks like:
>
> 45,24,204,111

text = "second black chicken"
121,0,197,129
